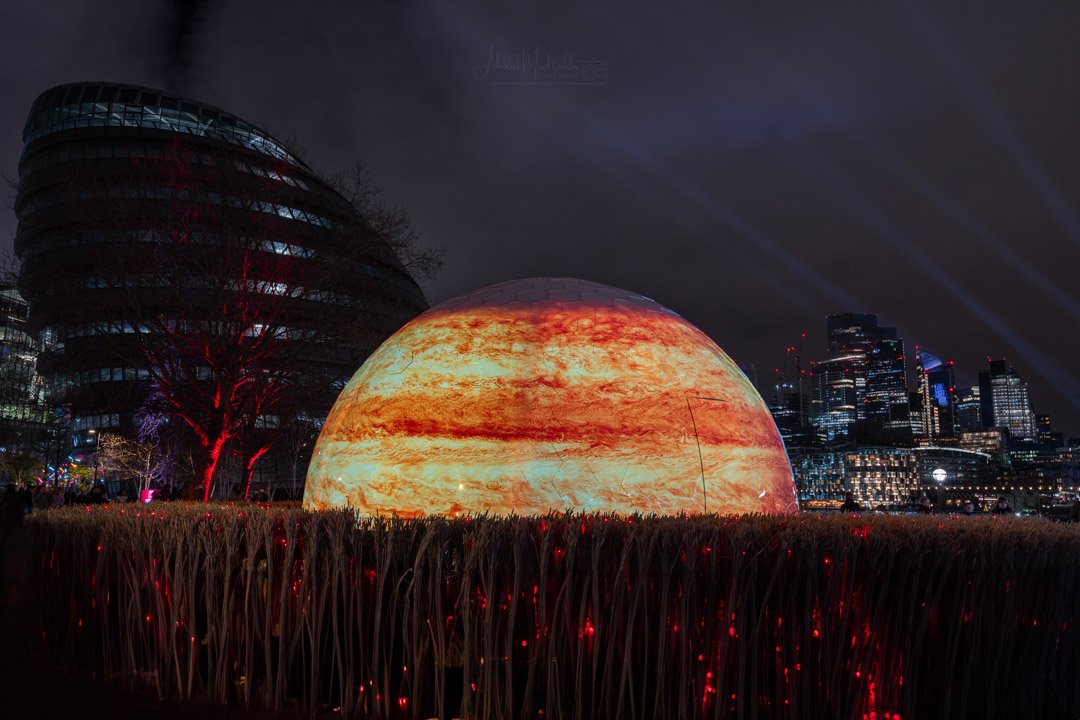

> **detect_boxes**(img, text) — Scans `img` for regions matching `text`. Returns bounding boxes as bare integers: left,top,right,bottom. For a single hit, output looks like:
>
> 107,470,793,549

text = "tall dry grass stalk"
27,506,1080,719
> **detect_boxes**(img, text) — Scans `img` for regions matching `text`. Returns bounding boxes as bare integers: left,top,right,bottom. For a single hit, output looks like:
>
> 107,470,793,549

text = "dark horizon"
2,1,1078,435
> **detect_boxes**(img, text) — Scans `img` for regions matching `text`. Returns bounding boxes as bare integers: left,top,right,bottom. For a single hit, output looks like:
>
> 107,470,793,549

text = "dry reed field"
26,505,1080,719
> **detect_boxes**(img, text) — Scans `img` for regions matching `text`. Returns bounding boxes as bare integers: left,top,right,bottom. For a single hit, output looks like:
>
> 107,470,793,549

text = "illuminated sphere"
304,278,796,516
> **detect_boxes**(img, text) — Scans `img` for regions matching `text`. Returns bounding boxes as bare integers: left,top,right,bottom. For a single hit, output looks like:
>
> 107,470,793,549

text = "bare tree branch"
327,162,446,281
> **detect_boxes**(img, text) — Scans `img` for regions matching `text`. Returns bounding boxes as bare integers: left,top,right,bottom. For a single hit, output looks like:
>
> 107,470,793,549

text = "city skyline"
0,1,1078,433
764,312,1074,438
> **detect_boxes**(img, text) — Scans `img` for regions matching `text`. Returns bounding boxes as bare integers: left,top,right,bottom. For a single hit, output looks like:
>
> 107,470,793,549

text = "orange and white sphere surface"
304,278,796,516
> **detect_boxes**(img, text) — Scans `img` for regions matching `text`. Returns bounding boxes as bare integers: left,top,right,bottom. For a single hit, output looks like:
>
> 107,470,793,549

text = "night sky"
2,1,1078,434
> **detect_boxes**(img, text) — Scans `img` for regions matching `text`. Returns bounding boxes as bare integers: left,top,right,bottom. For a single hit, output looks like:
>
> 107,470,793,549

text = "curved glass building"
14,82,428,487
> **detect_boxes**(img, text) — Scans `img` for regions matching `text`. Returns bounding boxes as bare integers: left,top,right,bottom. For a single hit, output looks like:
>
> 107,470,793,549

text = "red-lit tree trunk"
201,433,229,502
241,445,271,500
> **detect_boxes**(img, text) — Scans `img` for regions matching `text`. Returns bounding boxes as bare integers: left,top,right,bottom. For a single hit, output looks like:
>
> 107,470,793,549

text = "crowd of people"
0,482,285,516
0,482,201,516
0,483,120,514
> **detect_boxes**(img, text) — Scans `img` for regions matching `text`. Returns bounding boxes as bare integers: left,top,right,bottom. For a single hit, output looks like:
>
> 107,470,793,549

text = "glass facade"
865,336,911,436
812,354,859,442
959,429,1007,463
844,448,920,507
915,447,992,488
790,448,846,503
979,360,1036,442
14,82,429,481
0,285,53,453
22,83,307,168
916,350,956,438
954,386,983,433
794,445,993,508
811,314,911,444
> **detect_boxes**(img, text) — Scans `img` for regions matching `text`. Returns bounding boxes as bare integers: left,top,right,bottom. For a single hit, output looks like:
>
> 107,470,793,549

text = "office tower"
1035,414,1063,450
0,284,53,453
915,350,956,438
978,359,1036,441
818,314,910,443
811,355,859,443
954,386,983,433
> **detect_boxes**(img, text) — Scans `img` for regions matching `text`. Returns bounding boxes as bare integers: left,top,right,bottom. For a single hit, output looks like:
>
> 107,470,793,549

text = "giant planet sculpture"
304,278,796,516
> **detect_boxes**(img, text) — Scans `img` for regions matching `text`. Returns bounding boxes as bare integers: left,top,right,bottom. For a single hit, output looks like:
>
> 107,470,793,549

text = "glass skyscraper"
814,314,910,444
978,359,1036,442
0,284,53,454
954,386,983,433
915,350,956,438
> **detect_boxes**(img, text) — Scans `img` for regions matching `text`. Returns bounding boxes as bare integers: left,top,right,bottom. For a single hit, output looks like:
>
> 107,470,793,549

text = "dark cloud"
0,0,1078,434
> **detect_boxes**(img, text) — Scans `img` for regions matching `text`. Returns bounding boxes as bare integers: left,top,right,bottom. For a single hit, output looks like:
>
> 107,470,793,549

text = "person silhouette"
839,492,861,512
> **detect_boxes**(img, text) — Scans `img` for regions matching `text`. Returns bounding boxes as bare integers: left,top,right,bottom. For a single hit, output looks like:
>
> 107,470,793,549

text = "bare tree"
230,371,329,500
94,432,163,497
328,163,445,281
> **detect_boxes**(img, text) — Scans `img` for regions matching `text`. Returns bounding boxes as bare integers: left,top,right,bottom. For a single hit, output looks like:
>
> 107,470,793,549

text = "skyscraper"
769,381,815,447
817,314,910,444
915,350,956,439
1035,414,1063,450
865,335,911,439
811,354,859,443
825,314,877,411
978,359,1036,442
954,386,983,433
0,284,52,454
